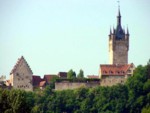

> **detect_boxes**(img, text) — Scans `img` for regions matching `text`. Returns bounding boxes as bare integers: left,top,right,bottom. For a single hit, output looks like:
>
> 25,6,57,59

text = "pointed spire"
113,26,115,34
118,6,121,17
117,1,121,26
123,26,125,33
127,26,129,35
110,26,112,34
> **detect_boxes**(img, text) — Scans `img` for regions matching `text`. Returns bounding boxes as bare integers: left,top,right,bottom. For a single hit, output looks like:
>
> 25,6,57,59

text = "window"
122,71,125,74
128,70,131,73
109,70,113,74
103,70,107,74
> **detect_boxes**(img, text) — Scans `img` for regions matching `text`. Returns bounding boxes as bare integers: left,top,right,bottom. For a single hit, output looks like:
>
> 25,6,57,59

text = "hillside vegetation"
0,61,150,113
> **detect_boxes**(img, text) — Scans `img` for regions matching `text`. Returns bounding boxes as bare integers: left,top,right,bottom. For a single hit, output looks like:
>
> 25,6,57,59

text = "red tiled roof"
58,72,67,78
32,75,41,86
39,81,46,87
100,64,133,76
87,75,99,79
10,56,33,75
44,74,57,83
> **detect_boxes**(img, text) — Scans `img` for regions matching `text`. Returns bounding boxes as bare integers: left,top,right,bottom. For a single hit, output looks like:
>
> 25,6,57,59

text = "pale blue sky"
0,0,150,78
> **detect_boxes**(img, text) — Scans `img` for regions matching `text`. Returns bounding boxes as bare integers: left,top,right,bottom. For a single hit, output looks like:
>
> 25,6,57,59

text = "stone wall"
100,75,125,86
55,81,100,90
109,38,129,65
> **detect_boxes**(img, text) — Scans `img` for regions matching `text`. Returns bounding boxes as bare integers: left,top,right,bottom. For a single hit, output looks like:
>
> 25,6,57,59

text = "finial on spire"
117,1,120,9
117,0,121,17
117,0,121,26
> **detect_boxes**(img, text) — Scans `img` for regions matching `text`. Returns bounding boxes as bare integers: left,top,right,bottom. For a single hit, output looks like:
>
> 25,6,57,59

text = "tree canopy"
67,69,76,79
77,69,84,78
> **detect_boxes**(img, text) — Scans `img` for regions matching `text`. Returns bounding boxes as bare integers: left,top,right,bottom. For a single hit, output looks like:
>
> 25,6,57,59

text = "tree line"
0,61,150,113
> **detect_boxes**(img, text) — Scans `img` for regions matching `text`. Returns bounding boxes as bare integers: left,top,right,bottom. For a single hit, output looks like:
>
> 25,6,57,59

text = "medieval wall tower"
109,7,129,64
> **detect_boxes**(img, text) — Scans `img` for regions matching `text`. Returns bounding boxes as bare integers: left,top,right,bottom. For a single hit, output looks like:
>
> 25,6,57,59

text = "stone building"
99,7,135,86
8,56,33,91
6,56,58,91
99,63,135,86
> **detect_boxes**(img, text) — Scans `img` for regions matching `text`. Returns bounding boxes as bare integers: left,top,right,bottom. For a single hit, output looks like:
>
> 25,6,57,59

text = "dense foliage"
77,69,84,78
0,62,150,113
67,69,76,79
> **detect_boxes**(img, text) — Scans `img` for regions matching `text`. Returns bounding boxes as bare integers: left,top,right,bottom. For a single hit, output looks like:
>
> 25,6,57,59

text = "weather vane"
117,0,120,8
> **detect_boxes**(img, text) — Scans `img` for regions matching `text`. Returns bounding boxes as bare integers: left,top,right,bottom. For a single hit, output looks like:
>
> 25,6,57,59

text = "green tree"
77,69,84,78
146,59,150,79
142,105,150,113
49,76,59,89
67,69,76,79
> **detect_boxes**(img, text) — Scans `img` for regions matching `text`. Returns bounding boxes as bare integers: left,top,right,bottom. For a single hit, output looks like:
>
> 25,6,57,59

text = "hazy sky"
0,0,150,78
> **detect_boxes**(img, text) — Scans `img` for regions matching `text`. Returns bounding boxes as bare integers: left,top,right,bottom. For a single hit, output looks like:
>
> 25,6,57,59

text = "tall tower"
109,7,129,64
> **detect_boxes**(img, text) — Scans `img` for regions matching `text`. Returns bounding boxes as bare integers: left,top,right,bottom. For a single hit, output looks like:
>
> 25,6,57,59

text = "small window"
109,70,113,74
128,70,131,73
122,71,125,74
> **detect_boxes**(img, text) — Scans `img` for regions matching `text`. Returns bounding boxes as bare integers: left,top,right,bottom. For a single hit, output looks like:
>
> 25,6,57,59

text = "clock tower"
109,7,129,64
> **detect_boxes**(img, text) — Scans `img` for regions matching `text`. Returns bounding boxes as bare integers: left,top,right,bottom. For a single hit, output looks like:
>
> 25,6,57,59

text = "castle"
99,6,135,86
5,6,135,91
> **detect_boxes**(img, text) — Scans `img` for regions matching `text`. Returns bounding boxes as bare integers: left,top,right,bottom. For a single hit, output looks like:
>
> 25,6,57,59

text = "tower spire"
117,1,121,26
127,25,129,35
110,26,112,34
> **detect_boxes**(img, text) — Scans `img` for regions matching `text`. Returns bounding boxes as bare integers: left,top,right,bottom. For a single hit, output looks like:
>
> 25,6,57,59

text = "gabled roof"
100,63,134,76
10,56,33,75
44,74,57,83
32,75,41,86
39,81,46,87
87,75,99,79
58,72,67,78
